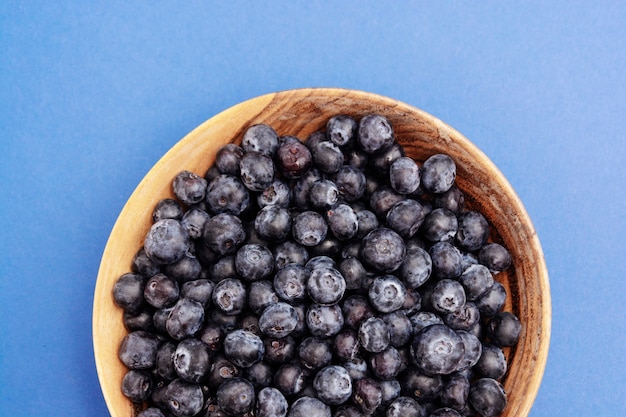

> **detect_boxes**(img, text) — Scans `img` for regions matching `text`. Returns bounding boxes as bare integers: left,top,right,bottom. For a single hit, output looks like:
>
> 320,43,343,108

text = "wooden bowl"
93,88,551,417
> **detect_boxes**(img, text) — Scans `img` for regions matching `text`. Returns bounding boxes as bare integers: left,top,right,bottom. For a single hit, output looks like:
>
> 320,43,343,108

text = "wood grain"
93,88,551,417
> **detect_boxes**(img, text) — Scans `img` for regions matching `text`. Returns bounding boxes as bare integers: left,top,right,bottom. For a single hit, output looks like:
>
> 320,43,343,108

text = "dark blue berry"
459,264,494,301
421,154,456,194
444,301,480,331
254,205,291,242
314,365,353,405
342,295,375,330
118,330,160,370
338,256,369,291
429,241,464,279
333,329,360,361
293,168,324,209
386,199,426,239
455,211,490,251
164,378,203,417
334,405,365,417
409,311,444,334
244,360,273,389
369,346,402,380
475,281,506,317
421,208,458,243
358,317,390,353
132,248,161,278
306,255,336,271
306,303,344,337
310,140,345,174
468,378,507,417
479,243,512,272
180,279,214,309
354,208,379,238
259,302,299,338
223,329,264,368
351,378,383,414
235,243,274,281
206,354,239,390
441,373,470,411
273,241,309,269
293,211,328,247
386,396,426,417
274,362,306,396
369,187,404,219
180,208,210,240
475,344,507,380
155,341,178,381
202,213,245,256
433,184,465,213
326,203,359,240
334,165,366,202
288,396,331,417
173,170,207,205
486,311,521,347
359,228,406,273
121,370,153,402
369,142,405,177
137,407,165,417
247,280,279,315
274,263,309,303
398,365,443,402
212,278,247,316
113,272,146,313
357,114,394,154
382,311,413,348
216,377,256,416
430,279,467,314
307,266,346,305
368,275,407,313
399,246,432,289
411,324,465,375
276,138,313,179
152,198,183,222
264,335,297,365
327,114,357,147
298,336,333,372
173,338,212,383
429,407,462,417
145,219,191,265
389,157,421,194
242,124,279,155
258,179,291,208
256,387,288,417
166,298,205,340
215,143,244,176
455,330,483,371
239,151,275,191
163,253,201,283
309,179,340,209
144,273,179,309
205,174,250,215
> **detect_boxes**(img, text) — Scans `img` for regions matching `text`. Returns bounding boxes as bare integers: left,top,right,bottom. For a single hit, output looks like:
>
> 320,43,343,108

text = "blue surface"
1,1,625,416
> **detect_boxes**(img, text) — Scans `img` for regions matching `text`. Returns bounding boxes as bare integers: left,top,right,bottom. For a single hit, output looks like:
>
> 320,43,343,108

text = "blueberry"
173,170,208,206
256,387,288,417
206,354,240,390
209,255,238,281
342,295,375,330
274,362,306,396
205,174,250,215
368,275,407,313
223,329,264,368
409,311,444,334
327,114,357,147
239,151,275,191
382,311,413,348
293,211,328,247
399,246,432,289
180,278,214,309
398,365,443,402
379,378,402,406
152,198,183,222
455,211,490,252
293,168,324,209
309,234,343,258
216,377,256,416
307,267,346,305
238,312,262,336
118,330,160,370
202,213,246,256
430,279,466,315
235,243,274,281
333,329,360,361
421,154,456,194
421,208,458,243
113,272,146,313
215,143,245,176
144,273,180,309
137,407,165,417
314,365,353,405
357,114,394,154
259,302,299,338
310,140,345,174
342,357,370,381
355,208,379,238
166,298,205,340
369,142,405,177
358,317,390,353
486,311,522,347
411,324,465,375
429,407,462,417
385,199,427,239
478,243,512,272
433,184,465,214
334,165,366,202
386,396,426,417
326,203,359,241
273,241,309,269
242,123,279,155
121,369,152,402
298,336,333,372
455,330,483,371
334,405,365,417
276,138,313,179
458,264,494,301
132,248,162,278
475,281,507,317
163,253,202,283
351,378,383,414
258,179,292,208
359,228,406,273
247,280,279,315
212,278,246,316
338,257,369,291
476,344,507,380
264,335,297,365
155,341,178,381
309,179,340,209
180,208,210,240
173,338,212,383
369,187,404,218
244,360,273,389
444,301,480,332
288,396,331,417
306,303,345,337
389,157,421,195
441,373,470,411
429,241,464,279
198,323,224,351
468,378,507,417
165,379,204,417
123,308,155,332
145,219,191,265
254,205,292,242
369,346,402,380
274,263,309,303
306,255,337,270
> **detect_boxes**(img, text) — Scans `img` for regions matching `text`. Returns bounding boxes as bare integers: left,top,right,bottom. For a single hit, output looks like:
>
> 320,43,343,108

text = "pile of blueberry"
113,113,522,417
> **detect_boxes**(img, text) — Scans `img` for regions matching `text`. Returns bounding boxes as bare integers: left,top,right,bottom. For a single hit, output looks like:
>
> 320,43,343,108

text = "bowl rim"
93,87,551,417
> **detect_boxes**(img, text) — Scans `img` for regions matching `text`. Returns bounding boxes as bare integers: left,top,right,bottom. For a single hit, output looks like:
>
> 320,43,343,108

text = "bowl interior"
93,88,550,417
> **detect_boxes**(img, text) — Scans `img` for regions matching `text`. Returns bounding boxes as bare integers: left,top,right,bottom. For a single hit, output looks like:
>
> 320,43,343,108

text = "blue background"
1,1,625,416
